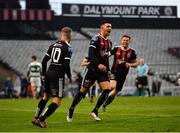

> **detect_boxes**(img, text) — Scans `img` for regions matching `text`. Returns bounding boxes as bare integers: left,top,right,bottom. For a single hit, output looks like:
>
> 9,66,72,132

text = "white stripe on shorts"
82,68,88,86
58,78,63,97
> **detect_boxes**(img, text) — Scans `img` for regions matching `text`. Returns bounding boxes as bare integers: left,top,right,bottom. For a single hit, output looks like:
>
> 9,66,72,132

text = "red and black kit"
82,34,112,88
110,45,137,91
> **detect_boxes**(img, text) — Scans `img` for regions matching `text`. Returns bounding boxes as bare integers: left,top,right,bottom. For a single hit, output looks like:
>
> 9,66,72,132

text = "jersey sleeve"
38,62,42,74
145,64,149,74
45,45,53,57
88,36,100,66
110,47,117,55
130,50,137,62
27,63,31,76
89,36,99,48
41,45,52,76
64,46,73,79
109,40,113,50
65,46,73,60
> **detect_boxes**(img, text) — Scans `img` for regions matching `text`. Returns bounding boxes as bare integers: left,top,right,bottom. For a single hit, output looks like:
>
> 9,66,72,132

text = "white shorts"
30,77,41,87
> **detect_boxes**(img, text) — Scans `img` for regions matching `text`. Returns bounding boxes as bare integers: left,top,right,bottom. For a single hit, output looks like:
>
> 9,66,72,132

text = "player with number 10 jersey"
42,40,72,97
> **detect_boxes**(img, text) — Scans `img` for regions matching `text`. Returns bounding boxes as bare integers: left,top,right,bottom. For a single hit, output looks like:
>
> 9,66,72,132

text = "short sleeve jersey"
88,34,112,70
28,61,42,78
43,41,72,75
111,46,137,76
137,64,148,77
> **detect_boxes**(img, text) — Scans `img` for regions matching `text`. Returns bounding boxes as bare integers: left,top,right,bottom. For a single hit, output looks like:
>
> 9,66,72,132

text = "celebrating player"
102,35,139,111
67,20,112,122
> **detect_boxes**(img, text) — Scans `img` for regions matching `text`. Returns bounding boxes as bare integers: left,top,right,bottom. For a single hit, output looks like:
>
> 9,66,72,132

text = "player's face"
139,58,144,65
121,37,130,49
101,23,112,37
31,58,35,62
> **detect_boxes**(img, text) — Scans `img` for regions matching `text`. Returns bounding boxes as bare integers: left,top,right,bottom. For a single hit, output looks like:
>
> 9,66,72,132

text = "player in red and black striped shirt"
67,21,112,121
102,35,139,111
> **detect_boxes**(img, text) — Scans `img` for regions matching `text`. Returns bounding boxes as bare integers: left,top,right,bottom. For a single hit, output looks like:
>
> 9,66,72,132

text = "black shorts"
82,69,109,89
110,73,126,92
137,76,148,86
44,70,65,98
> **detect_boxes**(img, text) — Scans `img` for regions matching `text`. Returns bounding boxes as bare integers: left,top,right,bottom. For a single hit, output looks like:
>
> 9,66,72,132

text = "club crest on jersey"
127,50,132,59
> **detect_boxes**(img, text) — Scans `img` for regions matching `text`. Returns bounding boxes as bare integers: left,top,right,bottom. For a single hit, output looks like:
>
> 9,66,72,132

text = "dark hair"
99,20,111,27
31,55,37,60
121,35,131,40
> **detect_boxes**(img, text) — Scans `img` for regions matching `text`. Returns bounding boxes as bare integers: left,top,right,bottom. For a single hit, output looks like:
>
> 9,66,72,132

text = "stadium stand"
0,0,53,40
0,31,88,75
0,29,179,96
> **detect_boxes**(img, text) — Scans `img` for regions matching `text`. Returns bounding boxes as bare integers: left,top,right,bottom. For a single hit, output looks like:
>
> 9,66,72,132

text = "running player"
67,21,112,122
31,27,73,128
102,35,139,111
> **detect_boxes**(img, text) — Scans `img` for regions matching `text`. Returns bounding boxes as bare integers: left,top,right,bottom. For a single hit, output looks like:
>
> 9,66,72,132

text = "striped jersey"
28,61,42,77
110,45,137,76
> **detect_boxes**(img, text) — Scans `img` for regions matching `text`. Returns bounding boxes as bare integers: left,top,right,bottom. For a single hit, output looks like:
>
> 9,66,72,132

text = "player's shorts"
137,76,148,86
44,70,65,98
30,77,41,87
82,69,109,89
110,73,126,92
116,76,126,92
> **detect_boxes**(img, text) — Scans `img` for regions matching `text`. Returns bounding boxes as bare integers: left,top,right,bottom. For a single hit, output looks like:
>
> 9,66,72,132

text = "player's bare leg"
31,84,36,98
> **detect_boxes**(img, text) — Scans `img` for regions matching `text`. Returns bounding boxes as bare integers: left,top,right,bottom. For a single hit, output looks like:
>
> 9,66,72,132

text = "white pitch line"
0,108,179,118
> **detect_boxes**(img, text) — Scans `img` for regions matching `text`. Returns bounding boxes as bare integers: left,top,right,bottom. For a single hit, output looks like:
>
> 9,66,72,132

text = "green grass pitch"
0,96,180,132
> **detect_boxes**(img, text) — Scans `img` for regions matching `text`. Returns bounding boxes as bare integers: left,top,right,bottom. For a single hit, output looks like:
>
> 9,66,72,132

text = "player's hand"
98,64,107,72
126,63,131,68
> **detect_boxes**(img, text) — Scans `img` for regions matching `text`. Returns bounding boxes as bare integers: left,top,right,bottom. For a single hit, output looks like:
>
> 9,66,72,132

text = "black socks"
103,95,115,107
40,103,58,121
92,89,110,112
35,99,47,119
70,91,85,110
